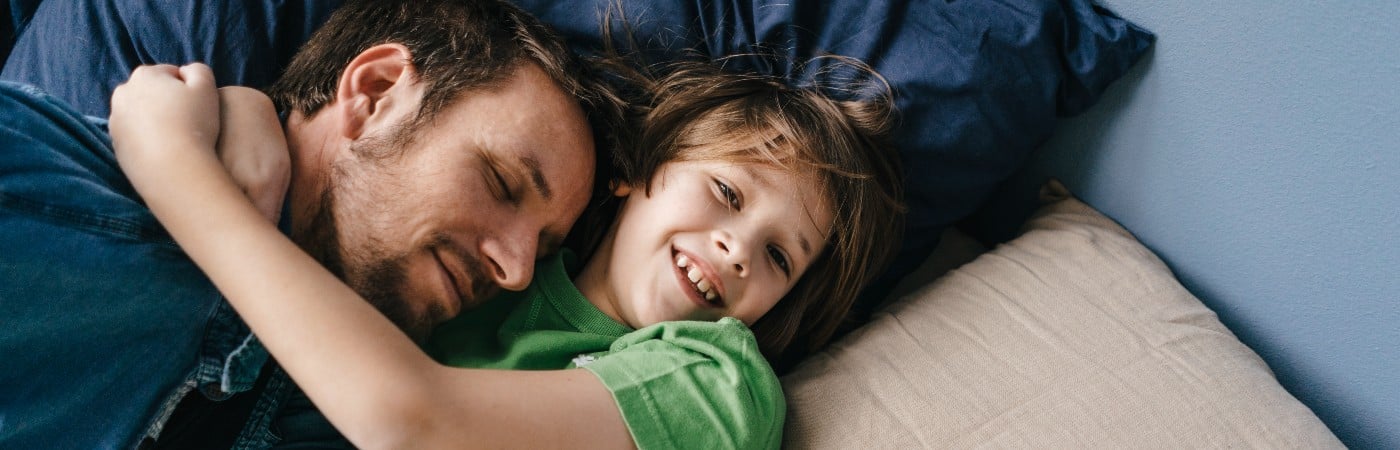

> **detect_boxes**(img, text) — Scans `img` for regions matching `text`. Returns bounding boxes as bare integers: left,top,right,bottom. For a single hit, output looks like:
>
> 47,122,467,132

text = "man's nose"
713,229,749,277
482,233,535,291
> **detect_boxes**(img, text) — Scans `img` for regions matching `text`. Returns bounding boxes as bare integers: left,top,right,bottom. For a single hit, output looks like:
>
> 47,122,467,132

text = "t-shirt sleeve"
582,317,784,450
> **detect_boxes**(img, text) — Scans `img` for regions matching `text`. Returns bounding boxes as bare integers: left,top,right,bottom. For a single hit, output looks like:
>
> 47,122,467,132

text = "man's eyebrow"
521,156,552,201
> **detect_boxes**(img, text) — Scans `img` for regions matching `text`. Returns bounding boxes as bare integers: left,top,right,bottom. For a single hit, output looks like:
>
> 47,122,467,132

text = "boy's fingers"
178,63,216,90
123,64,180,85
134,64,180,77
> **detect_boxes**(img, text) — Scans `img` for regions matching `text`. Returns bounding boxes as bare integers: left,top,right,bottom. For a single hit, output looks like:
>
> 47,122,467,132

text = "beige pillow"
782,182,1342,448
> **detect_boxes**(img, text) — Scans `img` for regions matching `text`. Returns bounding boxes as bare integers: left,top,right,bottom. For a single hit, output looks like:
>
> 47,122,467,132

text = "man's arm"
109,63,634,449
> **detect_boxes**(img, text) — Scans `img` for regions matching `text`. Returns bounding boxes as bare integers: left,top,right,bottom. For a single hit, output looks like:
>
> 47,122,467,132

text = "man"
0,1,622,448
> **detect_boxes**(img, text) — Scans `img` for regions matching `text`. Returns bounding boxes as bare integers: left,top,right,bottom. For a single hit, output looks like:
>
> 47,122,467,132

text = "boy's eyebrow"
741,166,775,190
797,234,813,257
742,165,818,258
520,156,553,201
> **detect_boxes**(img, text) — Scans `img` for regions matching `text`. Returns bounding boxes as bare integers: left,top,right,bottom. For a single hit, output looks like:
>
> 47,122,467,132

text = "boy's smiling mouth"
672,248,726,308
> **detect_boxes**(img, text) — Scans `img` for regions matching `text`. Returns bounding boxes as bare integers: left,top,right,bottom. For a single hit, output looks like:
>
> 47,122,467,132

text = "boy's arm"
216,86,289,222
109,64,634,449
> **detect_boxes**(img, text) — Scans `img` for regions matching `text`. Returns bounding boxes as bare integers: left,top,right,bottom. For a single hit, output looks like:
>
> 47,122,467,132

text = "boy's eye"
767,245,791,275
715,179,740,211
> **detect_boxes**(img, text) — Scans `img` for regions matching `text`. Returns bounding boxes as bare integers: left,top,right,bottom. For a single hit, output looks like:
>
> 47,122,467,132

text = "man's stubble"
290,128,442,343
294,184,434,342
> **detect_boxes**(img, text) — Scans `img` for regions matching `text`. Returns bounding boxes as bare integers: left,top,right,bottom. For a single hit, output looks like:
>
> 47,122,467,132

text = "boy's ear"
610,179,633,197
335,43,420,140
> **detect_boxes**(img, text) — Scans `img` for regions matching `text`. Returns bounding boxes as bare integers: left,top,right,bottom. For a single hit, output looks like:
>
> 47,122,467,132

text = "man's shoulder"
0,81,103,123
0,81,161,240
0,81,114,165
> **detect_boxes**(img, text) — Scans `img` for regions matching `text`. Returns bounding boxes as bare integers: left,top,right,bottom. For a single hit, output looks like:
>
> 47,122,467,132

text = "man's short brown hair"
269,0,624,167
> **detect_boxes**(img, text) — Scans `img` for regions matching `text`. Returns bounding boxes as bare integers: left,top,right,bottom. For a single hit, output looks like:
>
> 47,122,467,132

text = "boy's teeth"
676,253,720,303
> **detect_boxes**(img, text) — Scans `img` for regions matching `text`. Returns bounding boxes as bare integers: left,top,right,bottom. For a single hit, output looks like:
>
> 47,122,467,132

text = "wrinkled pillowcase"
780,182,1343,448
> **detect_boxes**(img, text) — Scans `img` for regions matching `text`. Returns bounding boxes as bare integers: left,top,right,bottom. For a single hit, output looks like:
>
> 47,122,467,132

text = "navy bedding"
1,0,1152,312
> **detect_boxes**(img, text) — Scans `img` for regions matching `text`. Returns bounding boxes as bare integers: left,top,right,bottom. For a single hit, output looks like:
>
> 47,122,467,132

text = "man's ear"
335,43,420,140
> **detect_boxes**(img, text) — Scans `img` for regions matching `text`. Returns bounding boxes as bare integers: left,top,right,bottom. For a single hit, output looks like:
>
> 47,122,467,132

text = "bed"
3,0,1394,447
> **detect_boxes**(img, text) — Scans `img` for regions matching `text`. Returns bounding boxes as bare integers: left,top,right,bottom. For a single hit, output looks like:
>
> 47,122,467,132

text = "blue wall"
998,1,1400,447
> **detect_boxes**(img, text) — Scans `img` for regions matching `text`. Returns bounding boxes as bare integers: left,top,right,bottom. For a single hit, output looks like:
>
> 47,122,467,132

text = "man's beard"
292,128,443,342
294,186,438,343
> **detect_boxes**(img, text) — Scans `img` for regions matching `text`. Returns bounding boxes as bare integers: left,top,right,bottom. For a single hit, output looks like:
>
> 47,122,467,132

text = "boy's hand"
217,86,290,223
110,63,221,184
110,64,290,224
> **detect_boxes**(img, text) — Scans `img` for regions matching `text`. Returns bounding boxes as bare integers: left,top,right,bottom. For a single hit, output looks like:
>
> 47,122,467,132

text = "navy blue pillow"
0,0,41,71
0,0,340,116
1,0,1152,309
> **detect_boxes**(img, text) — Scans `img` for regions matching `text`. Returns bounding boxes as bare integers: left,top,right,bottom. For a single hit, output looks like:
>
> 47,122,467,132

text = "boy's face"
581,159,832,328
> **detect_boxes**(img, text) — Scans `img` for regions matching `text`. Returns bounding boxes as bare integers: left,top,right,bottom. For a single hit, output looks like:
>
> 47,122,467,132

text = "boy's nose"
714,230,749,277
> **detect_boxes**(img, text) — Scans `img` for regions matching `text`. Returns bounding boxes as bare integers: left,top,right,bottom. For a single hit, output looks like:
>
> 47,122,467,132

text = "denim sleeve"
0,82,265,449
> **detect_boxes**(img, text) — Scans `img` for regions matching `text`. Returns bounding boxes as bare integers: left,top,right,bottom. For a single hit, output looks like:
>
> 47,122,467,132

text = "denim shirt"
0,81,288,449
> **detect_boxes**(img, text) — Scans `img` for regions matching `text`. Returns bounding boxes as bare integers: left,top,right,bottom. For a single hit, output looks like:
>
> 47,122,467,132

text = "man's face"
299,63,595,340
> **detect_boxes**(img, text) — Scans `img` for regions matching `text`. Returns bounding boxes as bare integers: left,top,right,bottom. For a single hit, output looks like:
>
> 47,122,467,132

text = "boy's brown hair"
609,57,906,371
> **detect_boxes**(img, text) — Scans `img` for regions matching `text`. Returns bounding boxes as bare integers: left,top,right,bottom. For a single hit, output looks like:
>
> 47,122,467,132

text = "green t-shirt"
426,252,785,450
